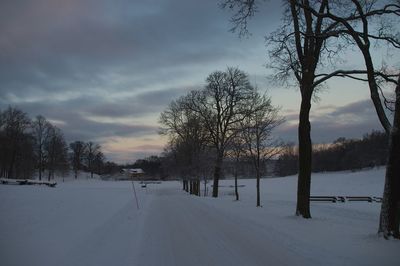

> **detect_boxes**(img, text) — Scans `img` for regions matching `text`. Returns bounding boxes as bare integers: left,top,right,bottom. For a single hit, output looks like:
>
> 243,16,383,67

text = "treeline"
0,106,114,180
275,131,388,176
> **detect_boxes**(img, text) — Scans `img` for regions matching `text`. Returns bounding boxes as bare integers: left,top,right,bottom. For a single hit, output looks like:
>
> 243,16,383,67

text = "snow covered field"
1,168,399,266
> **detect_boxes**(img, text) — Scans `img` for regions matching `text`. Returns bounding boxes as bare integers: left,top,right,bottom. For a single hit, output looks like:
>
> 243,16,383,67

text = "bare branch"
219,0,259,37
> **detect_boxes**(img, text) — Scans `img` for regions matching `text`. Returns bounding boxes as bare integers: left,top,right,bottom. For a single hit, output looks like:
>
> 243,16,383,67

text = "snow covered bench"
345,196,373,202
310,196,382,203
0,178,57,187
28,180,57,187
372,196,382,203
210,185,246,188
0,178,28,185
310,196,341,203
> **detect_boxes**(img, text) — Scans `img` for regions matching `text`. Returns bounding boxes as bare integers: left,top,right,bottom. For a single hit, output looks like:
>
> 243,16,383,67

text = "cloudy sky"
0,0,396,163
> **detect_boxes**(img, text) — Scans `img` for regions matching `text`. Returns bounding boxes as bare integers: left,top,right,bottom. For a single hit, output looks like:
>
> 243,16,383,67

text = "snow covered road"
0,181,299,266
135,186,297,266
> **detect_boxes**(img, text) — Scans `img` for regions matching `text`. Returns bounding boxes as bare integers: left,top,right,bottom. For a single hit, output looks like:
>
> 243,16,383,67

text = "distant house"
122,168,145,178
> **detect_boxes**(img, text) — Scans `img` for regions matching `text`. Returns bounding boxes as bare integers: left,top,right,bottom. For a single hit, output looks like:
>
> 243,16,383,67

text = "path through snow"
135,186,298,266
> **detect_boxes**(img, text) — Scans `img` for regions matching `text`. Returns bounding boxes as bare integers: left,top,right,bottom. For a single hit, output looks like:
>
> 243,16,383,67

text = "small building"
122,168,145,179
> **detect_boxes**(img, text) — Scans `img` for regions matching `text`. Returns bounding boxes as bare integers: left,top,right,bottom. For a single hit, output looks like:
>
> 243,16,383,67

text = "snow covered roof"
122,168,145,174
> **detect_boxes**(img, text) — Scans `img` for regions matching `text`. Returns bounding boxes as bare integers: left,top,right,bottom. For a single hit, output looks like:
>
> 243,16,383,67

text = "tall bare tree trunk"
197,179,201,196
256,169,261,207
182,180,188,192
7,147,16,179
212,154,223,197
234,171,239,201
379,76,400,238
296,95,312,218
38,153,42,181
204,177,207,197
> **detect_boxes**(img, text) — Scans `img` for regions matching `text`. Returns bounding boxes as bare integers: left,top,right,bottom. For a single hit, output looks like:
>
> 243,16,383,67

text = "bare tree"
0,109,6,177
161,142,188,189
69,141,87,179
380,75,400,238
0,107,31,178
223,0,342,217
93,151,105,176
45,125,68,181
186,67,255,197
301,0,400,134
160,93,210,194
302,0,400,238
1,108,72,181
227,137,246,201
240,91,283,206
85,142,101,178
14,133,36,179
32,115,52,181
221,0,398,218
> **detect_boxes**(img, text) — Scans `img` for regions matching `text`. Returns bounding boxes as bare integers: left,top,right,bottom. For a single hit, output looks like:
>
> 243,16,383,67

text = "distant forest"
0,106,389,180
132,131,389,180
0,106,119,180
275,131,388,177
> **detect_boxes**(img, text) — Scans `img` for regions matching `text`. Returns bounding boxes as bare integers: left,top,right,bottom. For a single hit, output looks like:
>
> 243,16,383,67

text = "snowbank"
0,168,398,266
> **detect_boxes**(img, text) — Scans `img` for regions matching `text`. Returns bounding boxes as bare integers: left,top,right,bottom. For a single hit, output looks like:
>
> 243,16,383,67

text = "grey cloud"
282,113,298,123
0,85,189,140
0,0,254,98
311,99,378,125
0,99,157,143
84,86,190,118
65,117,157,142
275,99,385,143
135,88,189,106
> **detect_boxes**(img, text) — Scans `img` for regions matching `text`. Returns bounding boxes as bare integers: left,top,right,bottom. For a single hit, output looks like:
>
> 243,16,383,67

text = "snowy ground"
1,168,399,266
